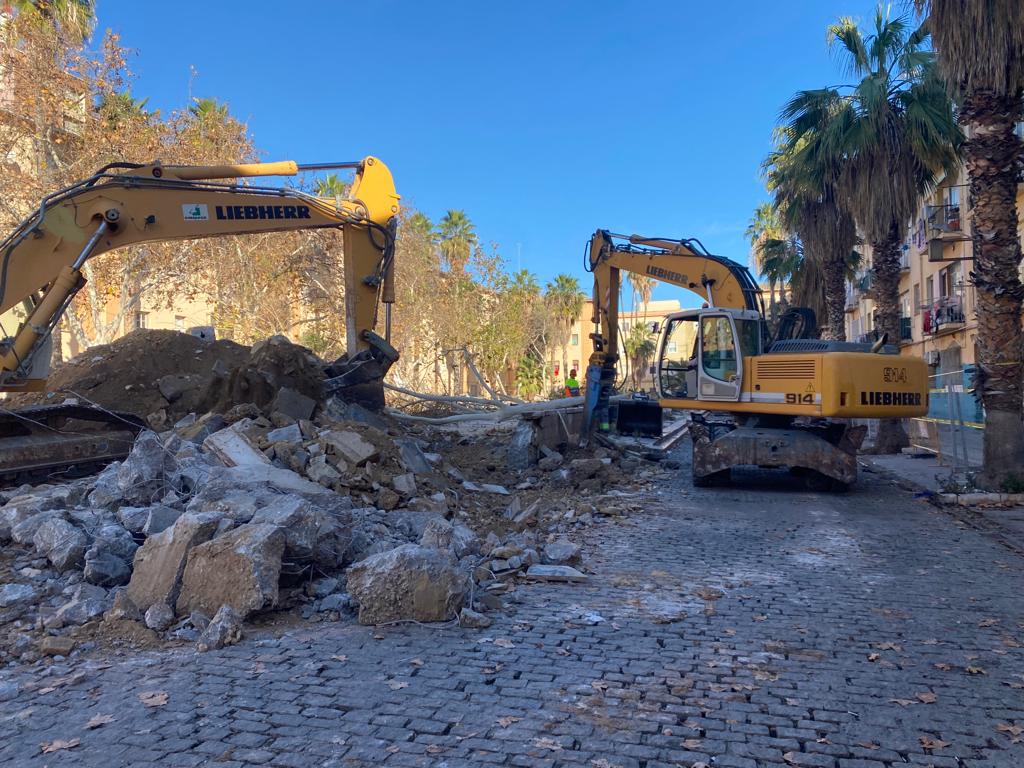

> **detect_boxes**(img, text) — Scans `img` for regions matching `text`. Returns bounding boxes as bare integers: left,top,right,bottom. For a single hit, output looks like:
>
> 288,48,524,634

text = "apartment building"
547,298,684,392
846,168,974,367
844,160,1024,425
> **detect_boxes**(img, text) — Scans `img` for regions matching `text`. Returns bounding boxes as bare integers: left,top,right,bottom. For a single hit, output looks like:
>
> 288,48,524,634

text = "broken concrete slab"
525,564,588,583
266,423,302,445
83,550,131,587
420,518,479,558
176,523,286,618
506,421,537,470
116,430,173,505
250,496,321,562
0,583,37,609
11,510,63,546
305,454,341,486
462,481,510,495
203,425,271,467
190,465,333,506
178,413,228,445
394,438,432,474
271,387,317,422
321,397,389,430
346,544,469,625
33,518,87,573
143,506,184,537
322,429,378,466
127,513,222,613
52,596,107,627
116,506,150,536
392,473,417,497
105,591,141,622
0,499,48,541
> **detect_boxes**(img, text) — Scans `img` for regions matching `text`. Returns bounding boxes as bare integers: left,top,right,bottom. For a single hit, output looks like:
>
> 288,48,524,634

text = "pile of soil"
10,330,250,422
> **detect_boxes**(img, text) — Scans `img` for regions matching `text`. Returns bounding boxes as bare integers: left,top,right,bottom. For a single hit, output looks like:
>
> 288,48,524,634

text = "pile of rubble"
0,337,666,664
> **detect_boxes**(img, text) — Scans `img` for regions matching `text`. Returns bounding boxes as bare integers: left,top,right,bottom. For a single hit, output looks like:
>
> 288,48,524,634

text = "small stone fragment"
196,605,243,652
40,636,76,656
459,607,492,629
543,540,581,565
525,564,588,583
144,602,174,631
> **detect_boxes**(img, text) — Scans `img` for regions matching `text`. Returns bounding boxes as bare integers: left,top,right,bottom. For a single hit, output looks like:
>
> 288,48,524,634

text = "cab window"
701,316,738,382
736,319,761,358
659,317,698,397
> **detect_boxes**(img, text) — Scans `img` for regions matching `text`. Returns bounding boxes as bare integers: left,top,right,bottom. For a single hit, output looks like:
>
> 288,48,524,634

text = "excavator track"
0,404,146,486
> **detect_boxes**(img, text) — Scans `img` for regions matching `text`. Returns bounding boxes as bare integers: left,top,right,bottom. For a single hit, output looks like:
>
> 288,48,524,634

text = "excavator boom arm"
0,156,400,391
587,229,762,361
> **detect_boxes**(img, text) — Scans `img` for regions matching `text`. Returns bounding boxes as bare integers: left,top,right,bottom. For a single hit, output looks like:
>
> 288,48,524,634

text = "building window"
926,276,935,306
570,333,579,346
132,311,149,330
571,360,579,370
912,283,920,315
667,342,677,354
174,315,186,331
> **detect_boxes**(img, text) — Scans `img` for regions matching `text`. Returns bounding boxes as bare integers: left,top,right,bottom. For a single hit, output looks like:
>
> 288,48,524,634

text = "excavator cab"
656,308,763,404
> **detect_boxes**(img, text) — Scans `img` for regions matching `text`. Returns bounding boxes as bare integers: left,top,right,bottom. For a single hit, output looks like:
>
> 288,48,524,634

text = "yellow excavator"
583,230,929,490
0,156,399,479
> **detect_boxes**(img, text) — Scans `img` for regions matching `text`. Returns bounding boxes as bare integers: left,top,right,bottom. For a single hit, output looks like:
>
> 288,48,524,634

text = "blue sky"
95,0,866,307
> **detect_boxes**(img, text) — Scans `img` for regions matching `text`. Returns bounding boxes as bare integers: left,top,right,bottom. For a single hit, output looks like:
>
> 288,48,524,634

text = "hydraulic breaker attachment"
323,331,399,410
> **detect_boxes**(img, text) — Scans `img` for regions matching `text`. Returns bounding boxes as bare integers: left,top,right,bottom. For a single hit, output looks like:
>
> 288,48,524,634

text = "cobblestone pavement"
2,456,1024,768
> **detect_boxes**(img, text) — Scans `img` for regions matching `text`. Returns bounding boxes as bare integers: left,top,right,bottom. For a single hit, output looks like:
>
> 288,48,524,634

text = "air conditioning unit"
924,350,940,367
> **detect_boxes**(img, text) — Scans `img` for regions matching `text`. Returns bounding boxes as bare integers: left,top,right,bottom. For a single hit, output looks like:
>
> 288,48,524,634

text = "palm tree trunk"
962,91,1024,488
822,255,847,341
870,224,909,453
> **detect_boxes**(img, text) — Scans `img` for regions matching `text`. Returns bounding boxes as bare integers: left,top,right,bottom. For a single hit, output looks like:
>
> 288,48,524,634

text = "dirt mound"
10,330,250,423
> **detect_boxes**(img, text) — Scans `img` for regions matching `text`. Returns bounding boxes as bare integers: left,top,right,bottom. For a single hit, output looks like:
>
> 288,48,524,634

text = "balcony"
922,294,967,336
926,204,965,239
899,316,912,341
899,250,910,271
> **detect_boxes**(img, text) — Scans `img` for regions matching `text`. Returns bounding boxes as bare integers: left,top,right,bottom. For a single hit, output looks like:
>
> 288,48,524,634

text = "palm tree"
98,91,150,126
623,322,657,392
626,272,656,320
545,273,585,385
918,1,1024,488
781,6,961,451
10,0,94,40
435,210,477,273
746,203,786,321
765,135,858,341
315,173,348,198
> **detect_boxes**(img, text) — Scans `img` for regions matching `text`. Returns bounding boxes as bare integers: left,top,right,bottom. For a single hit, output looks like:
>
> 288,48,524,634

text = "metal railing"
926,203,964,235
922,293,966,335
